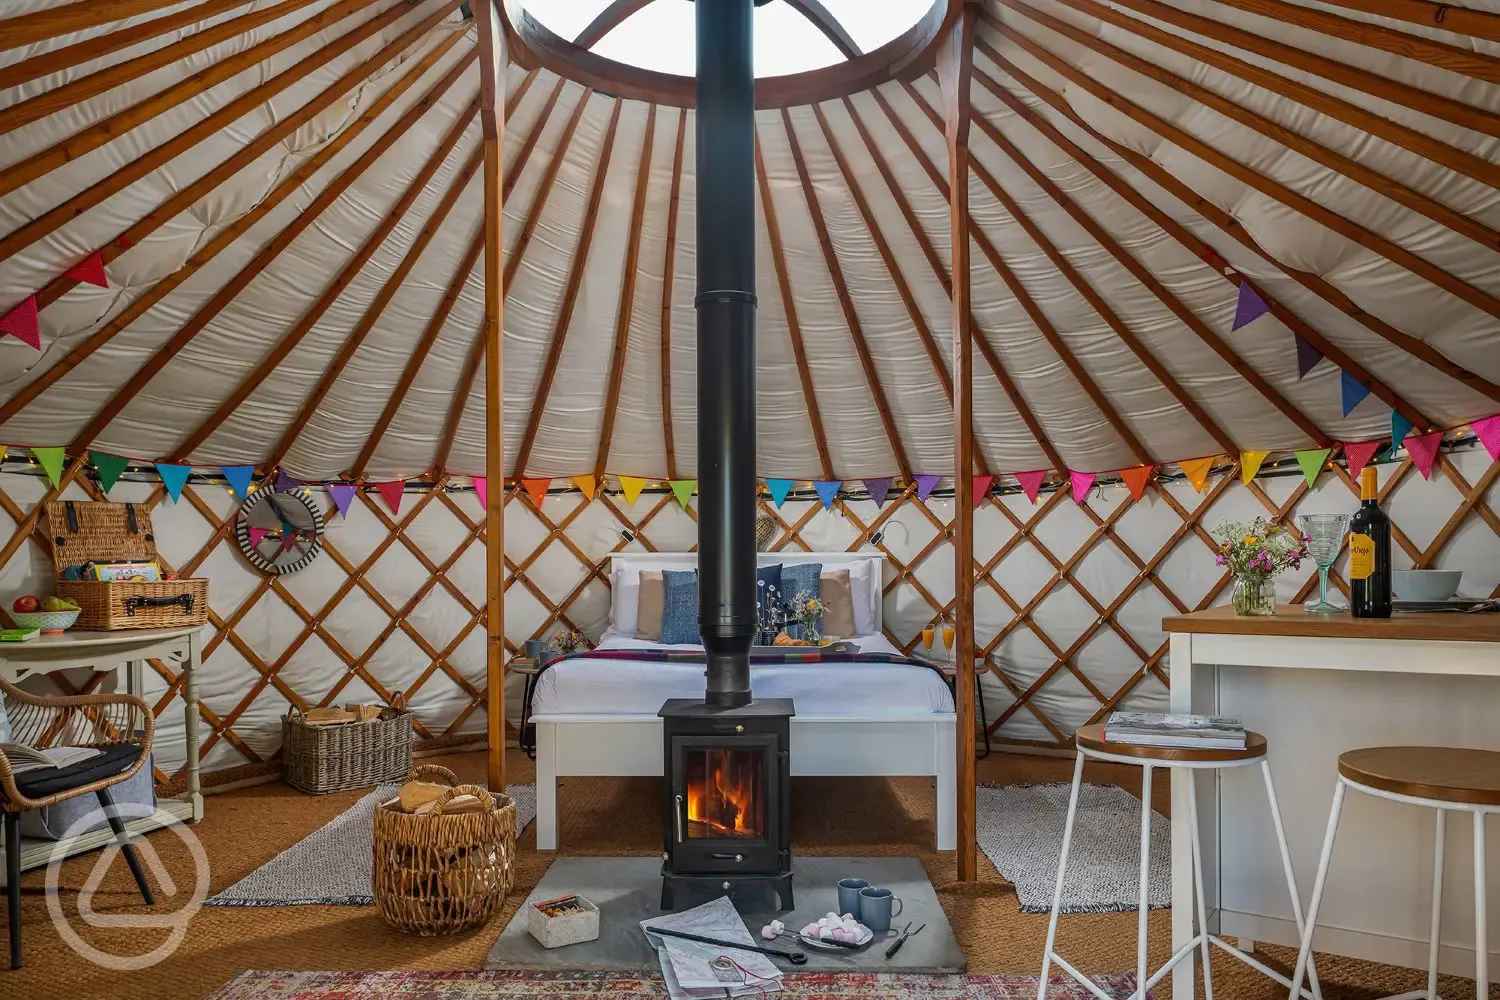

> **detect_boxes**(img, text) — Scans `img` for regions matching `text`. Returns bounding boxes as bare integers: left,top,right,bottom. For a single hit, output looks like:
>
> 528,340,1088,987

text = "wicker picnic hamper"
281,696,413,794
373,764,516,936
44,500,209,630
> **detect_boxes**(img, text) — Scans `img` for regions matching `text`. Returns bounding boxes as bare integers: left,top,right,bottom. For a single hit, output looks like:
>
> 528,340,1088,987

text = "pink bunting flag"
1341,441,1382,481
248,526,270,548
64,251,108,288
1069,470,1095,504
375,480,405,514
1014,470,1047,505
970,474,993,508
327,483,356,519
1231,280,1270,331
472,475,487,509
1472,414,1500,462
0,296,41,349
281,527,300,551
1119,465,1153,501
1404,430,1443,480
914,475,941,502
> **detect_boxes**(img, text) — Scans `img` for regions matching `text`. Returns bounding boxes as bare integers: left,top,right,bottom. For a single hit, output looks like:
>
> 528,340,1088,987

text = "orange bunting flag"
374,480,404,515
573,474,596,500
521,478,551,508
619,476,648,506
1118,465,1153,500
1239,450,1269,485
1179,456,1216,493
65,250,108,288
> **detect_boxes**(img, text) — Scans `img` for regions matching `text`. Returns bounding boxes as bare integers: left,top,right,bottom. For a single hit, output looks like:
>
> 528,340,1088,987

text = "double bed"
529,552,958,851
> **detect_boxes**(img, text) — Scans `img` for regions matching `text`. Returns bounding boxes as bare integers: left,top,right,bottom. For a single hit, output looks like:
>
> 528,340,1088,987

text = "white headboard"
607,552,887,635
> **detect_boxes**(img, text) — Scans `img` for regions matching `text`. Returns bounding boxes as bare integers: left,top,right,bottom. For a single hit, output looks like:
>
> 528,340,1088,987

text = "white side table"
0,625,202,872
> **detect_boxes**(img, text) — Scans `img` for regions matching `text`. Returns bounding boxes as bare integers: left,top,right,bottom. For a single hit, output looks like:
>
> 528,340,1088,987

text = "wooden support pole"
472,0,508,793
938,1,978,884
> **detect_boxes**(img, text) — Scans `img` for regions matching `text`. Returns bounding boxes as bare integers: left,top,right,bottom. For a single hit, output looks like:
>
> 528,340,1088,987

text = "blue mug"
836,878,869,919
858,886,903,933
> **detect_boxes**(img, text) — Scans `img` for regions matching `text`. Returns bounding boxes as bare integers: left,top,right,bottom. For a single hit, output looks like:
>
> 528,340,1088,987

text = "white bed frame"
532,552,957,852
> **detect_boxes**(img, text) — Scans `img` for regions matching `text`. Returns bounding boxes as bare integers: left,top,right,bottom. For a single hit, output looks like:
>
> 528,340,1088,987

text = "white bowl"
10,609,81,632
1392,570,1462,602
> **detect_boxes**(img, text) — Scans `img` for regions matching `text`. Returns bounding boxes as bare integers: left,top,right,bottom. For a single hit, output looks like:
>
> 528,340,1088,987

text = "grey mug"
858,886,903,933
836,878,869,919
523,638,546,661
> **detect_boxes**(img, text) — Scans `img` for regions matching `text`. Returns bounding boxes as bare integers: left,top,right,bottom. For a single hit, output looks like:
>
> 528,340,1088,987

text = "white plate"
799,924,874,950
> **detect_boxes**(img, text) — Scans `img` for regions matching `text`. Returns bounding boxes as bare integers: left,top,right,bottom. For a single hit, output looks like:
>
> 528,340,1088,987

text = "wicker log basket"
281,695,412,795
373,765,517,936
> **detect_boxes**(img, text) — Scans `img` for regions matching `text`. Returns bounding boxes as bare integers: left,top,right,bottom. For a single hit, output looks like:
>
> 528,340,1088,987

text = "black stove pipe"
695,0,757,708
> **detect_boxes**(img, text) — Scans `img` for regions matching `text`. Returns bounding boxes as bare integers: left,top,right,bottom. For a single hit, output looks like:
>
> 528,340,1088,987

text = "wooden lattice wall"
0,441,1495,790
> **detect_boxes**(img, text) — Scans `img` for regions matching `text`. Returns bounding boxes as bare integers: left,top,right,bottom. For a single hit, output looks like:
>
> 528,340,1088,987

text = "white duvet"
529,633,956,717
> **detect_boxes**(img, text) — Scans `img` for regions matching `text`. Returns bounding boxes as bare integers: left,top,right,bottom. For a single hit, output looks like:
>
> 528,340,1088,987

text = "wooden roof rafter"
0,0,211,52
660,108,687,481
573,0,653,49
754,130,836,482
1308,0,1500,45
980,51,1434,430
780,106,914,481
501,87,597,291
783,0,864,59
512,98,626,477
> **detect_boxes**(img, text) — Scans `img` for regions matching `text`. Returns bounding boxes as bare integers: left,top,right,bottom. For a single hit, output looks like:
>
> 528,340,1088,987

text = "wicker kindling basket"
373,764,517,936
280,696,413,795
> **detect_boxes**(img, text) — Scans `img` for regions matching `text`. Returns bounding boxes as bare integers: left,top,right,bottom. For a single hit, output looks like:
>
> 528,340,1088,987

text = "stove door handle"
674,793,685,844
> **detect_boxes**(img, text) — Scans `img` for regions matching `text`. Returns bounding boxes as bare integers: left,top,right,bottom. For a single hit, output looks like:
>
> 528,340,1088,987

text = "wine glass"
1299,513,1351,614
920,626,935,655
941,623,955,662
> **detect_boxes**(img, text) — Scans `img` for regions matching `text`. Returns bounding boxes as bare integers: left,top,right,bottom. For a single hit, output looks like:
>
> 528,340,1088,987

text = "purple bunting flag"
1231,280,1270,331
914,475,941,502
863,477,894,508
327,483,357,519
1294,335,1323,379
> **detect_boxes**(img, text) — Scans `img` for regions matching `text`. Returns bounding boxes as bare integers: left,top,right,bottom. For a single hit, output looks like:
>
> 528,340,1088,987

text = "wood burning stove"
659,699,793,910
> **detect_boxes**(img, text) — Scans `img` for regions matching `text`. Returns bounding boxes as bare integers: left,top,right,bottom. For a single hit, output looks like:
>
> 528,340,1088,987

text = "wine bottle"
1348,466,1391,618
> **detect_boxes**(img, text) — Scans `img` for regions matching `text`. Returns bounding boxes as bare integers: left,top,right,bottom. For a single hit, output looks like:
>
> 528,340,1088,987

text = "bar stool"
1290,746,1500,1000
1038,724,1321,1000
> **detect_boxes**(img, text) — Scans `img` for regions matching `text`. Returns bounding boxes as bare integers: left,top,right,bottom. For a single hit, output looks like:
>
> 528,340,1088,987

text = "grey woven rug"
206,783,536,907
977,782,1170,913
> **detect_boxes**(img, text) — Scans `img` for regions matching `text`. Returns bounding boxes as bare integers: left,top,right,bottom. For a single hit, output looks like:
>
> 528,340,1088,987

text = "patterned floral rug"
207,969,1148,998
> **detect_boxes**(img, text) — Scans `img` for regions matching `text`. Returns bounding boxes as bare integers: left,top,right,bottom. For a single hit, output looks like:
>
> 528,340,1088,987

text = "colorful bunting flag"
0,296,41,350
1341,441,1381,481
1179,456,1215,493
375,480,405,514
155,463,190,503
274,469,302,491
248,526,269,548
65,251,108,288
1391,411,1413,449
471,476,487,510
89,451,129,494
670,480,697,509
813,481,840,510
1294,448,1331,488
1231,281,1270,331
1294,335,1323,379
1340,370,1371,417
1015,470,1047,504
1472,414,1500,462
1404,430,1443,480
279,519,299,551
863,477,894,508
914,475,941,502
1119,465,1153,500
31,447,65,488
573,474,596,500
970,474,993,508
1069,470,1094,504
1239,450,1269,486
619,476,648,506
221,465,254,499
521,478,551,508
328,482,357,519
766,479,795,507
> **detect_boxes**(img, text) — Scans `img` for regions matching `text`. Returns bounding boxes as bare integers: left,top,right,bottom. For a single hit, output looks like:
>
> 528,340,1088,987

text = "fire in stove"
686,749,764,839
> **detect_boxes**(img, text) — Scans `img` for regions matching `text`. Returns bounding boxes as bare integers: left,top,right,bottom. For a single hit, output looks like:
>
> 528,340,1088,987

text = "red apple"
12,595,40,614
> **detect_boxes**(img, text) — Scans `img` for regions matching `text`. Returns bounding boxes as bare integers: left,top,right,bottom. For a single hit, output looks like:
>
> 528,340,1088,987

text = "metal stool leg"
1259,761,1321,1000
1423,808,1445,1000
1037,751,1086,1000
1291,778,1347,1000
1474,811,1487,1000
1136,764,1153,1000
1186,772,1213,1000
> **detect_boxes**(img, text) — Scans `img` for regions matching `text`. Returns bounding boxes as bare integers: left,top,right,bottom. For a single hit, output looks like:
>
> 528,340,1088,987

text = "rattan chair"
1,675,156,970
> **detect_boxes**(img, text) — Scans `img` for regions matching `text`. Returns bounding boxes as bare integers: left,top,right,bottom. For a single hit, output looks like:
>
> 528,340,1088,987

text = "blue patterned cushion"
756,563,783,622
780,562,823,632
660,570,700,645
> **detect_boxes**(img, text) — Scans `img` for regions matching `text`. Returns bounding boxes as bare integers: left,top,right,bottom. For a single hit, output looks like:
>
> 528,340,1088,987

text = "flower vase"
1232,575,1276,617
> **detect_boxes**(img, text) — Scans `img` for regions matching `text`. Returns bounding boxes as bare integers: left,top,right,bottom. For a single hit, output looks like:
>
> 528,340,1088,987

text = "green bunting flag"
89,451,130,494
1294,448,1331,488
32,447,65,488
669,479,696,509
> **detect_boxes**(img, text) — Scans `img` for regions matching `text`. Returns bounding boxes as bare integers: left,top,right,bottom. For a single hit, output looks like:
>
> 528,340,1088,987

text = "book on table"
1104,712,1246,750
0,743,103,775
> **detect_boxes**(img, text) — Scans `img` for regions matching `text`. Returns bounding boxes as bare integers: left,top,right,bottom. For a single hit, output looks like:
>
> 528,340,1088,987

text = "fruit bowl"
10,609,81,633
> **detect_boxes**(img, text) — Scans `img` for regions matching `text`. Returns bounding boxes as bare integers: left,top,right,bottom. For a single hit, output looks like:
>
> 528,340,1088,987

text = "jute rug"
206,970,1149,998
205,783,536,907
977,782,1169,914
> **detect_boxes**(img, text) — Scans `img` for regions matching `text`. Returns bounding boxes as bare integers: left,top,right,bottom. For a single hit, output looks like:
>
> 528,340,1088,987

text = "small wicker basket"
281,697,413,795
373,765,516,936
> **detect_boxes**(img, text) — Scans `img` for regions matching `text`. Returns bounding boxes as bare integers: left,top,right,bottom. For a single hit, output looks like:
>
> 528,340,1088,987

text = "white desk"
1164,606,1500,1000
1,625,202,872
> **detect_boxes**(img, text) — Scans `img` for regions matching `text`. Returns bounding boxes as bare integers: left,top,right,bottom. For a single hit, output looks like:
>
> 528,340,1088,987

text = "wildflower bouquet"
788,592,827,640
551,628,587,654
1210,517,1309,616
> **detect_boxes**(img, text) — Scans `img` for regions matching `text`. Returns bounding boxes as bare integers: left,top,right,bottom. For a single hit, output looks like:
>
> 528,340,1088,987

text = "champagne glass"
1299,513,1351,613
941,624,955,662
920,626,935,654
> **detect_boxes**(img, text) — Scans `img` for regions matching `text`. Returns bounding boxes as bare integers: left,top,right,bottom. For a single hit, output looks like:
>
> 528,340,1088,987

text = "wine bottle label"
1348,532,1375,580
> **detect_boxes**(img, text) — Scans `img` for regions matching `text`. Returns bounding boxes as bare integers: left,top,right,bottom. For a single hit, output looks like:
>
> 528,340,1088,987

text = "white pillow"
609,566,642,637
847,560,881,636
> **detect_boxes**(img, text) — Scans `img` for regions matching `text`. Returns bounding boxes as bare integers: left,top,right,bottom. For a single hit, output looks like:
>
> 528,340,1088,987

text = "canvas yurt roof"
4,0,1498,483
